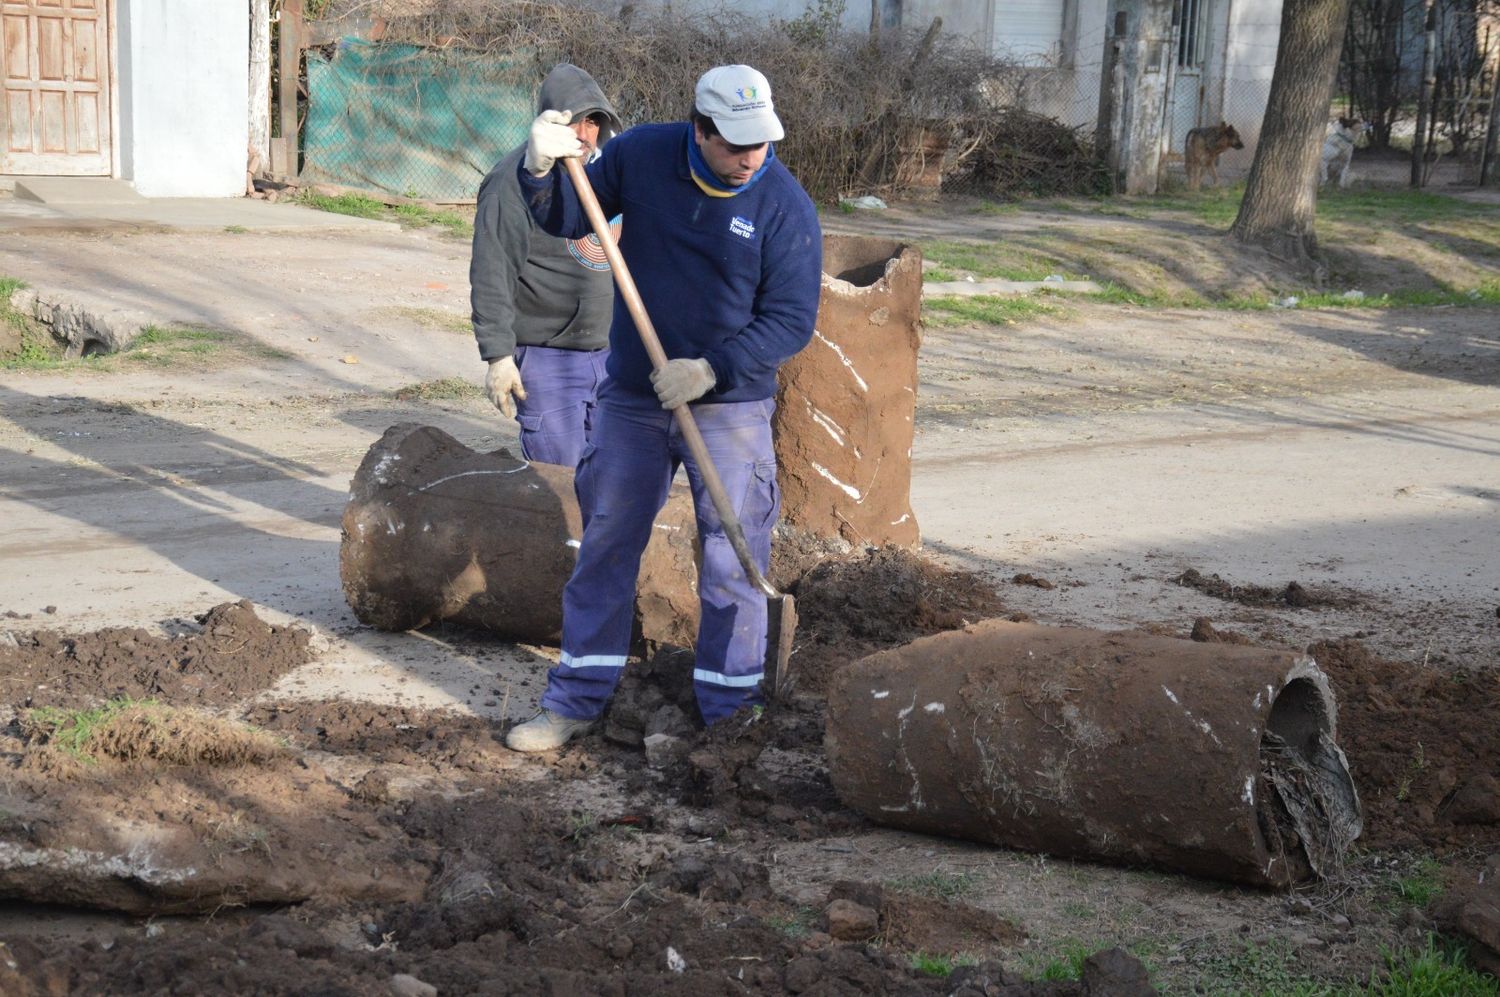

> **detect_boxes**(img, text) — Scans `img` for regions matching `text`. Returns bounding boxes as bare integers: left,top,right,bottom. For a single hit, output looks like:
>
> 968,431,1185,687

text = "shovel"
561,156,796,699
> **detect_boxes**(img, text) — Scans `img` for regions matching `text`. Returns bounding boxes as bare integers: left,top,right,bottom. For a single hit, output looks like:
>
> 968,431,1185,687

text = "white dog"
1320,116,1367,188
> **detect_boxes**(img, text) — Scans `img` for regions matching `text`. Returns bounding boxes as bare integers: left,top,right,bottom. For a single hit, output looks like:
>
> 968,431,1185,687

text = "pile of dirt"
790,546,1018,693
1174,568,1355,610
1310,638,1500,852
0,600,311,710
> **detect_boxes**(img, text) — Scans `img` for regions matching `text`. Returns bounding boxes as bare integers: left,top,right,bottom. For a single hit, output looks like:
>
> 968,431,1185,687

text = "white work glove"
485,355,527,419
524,109,584,176
651,358,716,409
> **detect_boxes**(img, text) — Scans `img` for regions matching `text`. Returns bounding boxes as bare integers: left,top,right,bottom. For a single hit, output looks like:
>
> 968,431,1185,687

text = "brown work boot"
505,709,595,752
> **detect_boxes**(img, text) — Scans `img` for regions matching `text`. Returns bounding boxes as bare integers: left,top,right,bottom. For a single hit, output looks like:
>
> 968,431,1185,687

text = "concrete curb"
923,278,1103,297
8,285,154,357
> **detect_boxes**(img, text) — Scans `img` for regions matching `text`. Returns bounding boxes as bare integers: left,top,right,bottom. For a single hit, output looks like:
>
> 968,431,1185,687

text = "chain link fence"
302,41,534,201
301,1,1115,205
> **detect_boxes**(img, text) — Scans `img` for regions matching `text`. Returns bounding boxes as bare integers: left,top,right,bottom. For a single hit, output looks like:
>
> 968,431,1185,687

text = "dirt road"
3,222,1495,691
2,211,1498,992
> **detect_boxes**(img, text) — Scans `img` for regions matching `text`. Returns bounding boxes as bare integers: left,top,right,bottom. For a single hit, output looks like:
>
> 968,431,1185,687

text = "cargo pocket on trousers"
518,413,544,435
739,460,780,531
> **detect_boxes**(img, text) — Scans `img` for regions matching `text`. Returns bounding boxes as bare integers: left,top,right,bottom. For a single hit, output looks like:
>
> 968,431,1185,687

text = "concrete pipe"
826,622,1362,888
339,423,700,648
774,235,923,548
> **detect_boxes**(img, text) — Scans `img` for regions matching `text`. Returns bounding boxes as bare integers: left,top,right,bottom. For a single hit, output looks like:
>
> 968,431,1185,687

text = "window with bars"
1176,0,1207,68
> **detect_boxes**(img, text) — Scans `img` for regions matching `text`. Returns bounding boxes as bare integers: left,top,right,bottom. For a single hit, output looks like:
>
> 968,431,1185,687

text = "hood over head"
538,63,624,146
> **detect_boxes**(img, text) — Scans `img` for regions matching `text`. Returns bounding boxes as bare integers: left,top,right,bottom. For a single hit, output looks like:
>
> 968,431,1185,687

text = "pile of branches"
316,0,1105,202
942,107,1112,198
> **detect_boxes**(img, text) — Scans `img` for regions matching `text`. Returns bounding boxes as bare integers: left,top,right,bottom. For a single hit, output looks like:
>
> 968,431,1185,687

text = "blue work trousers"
512,345,610,467
541,381,779,724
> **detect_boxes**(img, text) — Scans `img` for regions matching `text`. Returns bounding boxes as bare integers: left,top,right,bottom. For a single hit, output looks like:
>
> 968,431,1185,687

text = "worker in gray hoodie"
471,64,623,465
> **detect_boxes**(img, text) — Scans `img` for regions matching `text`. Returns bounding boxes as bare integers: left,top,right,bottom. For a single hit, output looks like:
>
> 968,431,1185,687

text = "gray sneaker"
505,709,596,752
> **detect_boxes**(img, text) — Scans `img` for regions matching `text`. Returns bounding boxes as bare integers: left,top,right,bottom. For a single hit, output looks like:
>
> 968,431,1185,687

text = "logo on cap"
736,87,758,101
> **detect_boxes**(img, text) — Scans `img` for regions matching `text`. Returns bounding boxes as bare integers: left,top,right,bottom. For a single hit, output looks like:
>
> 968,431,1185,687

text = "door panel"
0,0,111,174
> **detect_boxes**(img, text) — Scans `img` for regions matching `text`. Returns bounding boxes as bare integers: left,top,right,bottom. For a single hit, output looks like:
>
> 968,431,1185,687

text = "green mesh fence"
303,41,535,201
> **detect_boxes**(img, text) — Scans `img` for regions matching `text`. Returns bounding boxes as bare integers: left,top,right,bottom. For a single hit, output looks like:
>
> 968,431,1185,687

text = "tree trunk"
249,0,271,168
1411,0,1437,187
1229,0,1353,279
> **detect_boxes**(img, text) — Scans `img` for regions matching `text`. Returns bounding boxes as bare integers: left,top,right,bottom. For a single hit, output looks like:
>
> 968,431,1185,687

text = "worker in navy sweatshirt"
505,64,822,751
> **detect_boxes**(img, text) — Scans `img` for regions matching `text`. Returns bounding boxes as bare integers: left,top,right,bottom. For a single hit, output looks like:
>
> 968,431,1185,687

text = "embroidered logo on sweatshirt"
729,216,756,240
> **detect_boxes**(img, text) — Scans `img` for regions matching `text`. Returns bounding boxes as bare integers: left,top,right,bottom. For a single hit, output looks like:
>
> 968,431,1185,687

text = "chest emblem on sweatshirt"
567,233,612,271
729,216,756,240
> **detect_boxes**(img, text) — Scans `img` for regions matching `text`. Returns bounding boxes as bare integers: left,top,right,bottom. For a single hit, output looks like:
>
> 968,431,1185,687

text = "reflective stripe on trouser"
541,380,779,724
512,345,610,467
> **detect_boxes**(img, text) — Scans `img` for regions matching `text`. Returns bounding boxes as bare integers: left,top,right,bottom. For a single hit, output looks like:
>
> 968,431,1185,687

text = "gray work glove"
525,109,584,176
651,358,716,409
486,355,527,419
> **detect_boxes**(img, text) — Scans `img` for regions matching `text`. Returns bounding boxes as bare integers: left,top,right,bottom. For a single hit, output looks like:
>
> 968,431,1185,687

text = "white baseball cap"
694,65,784,146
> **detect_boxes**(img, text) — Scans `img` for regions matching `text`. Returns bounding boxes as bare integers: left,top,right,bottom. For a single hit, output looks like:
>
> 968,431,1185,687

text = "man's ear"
691,120,704,144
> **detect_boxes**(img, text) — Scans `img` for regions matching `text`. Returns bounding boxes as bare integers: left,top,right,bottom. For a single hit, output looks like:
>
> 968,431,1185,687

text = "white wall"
117,0,248,197
1216,0,1283,172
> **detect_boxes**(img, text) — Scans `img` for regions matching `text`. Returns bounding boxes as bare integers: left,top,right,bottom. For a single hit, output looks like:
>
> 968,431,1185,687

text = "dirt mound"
1311,638,1500,852
791,546,1015,693
0,600,311,710
244,698,510,772
1174,568,1355,609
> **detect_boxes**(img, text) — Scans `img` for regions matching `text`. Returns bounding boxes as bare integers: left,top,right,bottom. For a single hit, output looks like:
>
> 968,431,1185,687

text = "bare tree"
249,0,272,168
1230,0,1353,276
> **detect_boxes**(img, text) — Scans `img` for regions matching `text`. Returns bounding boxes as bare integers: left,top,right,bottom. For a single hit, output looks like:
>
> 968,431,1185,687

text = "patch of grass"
924,294,1063,327
22,699,283,766
393,202,474,237
1317,188,1496,225
0,276,69,370
765,907,816,940
392,377,484,402
1386,855,1444,912
974,199,1021,215
298,189,474,236
923,267,958,283
885,870,982,902
1148,184,1247,226
1196,938,1322,995
381,306,473,333
910,952,978,977
1069,282,1209,308
1359,935,1500,996
223,225,249,234
23,699,149,759
123,325,292,367
297,190,385,219
919,239,1084,282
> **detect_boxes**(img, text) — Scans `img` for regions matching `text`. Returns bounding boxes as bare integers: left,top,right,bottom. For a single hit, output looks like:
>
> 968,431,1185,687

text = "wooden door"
1,0,111,175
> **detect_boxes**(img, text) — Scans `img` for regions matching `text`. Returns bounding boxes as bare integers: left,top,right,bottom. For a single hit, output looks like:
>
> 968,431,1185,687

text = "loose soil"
2,548,1495,993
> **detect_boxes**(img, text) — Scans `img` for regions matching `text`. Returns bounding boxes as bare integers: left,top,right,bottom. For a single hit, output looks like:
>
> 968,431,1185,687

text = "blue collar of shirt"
685,126,776,196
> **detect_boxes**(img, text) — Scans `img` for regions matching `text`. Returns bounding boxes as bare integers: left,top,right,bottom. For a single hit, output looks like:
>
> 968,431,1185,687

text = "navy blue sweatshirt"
518,123,822,403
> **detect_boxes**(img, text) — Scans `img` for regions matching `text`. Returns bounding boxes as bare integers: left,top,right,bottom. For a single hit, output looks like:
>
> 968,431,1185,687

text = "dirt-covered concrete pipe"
773,235,923,548
340,423,700,648
826,621,1362,888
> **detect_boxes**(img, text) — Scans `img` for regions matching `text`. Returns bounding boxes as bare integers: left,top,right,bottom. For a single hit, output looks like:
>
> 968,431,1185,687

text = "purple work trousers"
512,345,610,467
541,379,780,725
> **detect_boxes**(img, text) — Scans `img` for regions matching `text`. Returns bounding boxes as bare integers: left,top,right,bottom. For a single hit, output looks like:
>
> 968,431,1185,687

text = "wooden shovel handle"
561,156,780,599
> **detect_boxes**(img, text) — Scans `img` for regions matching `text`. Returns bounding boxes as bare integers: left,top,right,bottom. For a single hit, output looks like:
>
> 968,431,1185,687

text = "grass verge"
298,189,474,237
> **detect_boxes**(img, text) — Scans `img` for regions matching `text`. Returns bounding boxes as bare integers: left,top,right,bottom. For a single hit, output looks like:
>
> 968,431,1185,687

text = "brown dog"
1184,121,1245,191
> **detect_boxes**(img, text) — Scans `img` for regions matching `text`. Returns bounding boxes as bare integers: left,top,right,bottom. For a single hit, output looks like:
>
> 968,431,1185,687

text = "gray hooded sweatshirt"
470,64,623,361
